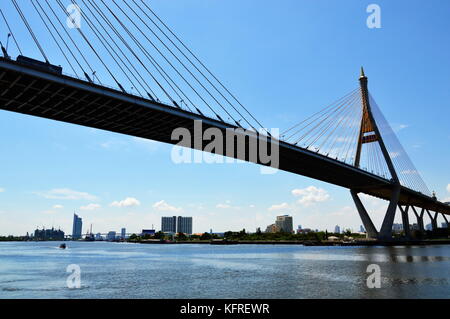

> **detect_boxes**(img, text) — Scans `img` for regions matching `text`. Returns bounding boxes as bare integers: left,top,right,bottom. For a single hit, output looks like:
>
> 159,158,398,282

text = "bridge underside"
1,58,449,215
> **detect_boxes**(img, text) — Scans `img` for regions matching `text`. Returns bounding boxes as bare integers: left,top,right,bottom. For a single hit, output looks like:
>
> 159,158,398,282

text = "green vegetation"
0,236,29,242
223,229,365,241
126,229,366,243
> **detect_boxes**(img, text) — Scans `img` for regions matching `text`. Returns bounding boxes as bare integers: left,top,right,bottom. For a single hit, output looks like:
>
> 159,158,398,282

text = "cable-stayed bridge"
0,0,448,240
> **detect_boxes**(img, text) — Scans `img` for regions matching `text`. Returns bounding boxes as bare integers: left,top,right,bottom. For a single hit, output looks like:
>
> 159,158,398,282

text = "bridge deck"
1,57,448,214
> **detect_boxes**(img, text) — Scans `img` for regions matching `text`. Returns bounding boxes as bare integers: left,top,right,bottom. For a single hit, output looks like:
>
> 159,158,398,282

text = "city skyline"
15,212,363,238
1,0,450,236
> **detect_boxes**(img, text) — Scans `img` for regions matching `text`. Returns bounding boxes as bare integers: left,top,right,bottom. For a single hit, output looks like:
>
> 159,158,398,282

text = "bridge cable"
291,90,360,146
82,0,166,102
329,93,363,163
89,0,194,110
370,94,424,190
306,93,360,151
88,0,190,109
128,0,258,130
10,0,49,63
42,0,97,83
30,0,79,77
140,0,269,132
317,93,361,153
369,93,431,194
92,0,195,109
317,94,361,159
109,0,237,123
55,0,125,92
299,95,357,150
321,93,361,159
68,0,145,98
79,0,160,102
0,9,23,56
282,87,360,137
33,0,86,77
284,89,360,142
343,110,364,165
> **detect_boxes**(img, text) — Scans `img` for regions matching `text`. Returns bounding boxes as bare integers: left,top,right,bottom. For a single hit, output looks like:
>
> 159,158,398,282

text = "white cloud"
34,188,97,201
152,200,182,212
53,205,64,209
80,203,101,211
0,188,4,193
393,124,409,133
216,203,231,209
216,201,241,210
447,184,450,193
292,186,330,206
268,203,290,211
111,197,141,208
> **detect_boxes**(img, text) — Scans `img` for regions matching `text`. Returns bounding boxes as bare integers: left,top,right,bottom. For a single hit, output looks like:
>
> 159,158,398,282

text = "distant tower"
161,216,177,233
334,225,341,234
177,216,193,235
72,213,82,240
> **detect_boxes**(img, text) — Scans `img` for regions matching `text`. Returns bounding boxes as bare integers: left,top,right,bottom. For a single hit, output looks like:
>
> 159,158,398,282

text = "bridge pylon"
351,68,402,240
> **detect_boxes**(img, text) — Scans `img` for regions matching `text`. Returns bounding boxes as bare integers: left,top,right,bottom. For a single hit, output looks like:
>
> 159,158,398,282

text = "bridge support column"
442,214,449,228
426,210,439,231
398,205,411,239
412,207,425,232
350,190,378,238
379,185,401,240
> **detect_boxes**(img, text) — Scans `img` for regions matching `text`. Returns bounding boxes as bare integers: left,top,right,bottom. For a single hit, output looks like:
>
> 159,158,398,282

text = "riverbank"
136,239,450,246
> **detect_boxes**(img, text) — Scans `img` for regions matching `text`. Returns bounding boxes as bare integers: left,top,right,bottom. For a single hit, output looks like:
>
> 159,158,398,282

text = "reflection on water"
0,242,449,299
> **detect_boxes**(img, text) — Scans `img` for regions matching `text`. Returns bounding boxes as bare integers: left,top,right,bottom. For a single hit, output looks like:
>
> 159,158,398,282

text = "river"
0,241,449,299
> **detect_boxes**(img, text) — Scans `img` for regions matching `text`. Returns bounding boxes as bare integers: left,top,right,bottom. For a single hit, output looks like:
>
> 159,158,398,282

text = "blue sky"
0,0,449,235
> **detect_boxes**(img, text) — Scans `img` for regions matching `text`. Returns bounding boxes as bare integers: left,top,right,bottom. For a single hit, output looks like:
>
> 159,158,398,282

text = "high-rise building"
265,224,280,233
334,225,341,234
275,215,293,233
121,228,126,239
161,216,177,233
177,216,193,235
107,231,116,241
34,227,65,240
72,213,82,240
161,216,193,234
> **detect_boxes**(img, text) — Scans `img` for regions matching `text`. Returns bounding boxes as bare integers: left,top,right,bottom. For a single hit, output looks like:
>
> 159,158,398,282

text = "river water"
0,241,449,299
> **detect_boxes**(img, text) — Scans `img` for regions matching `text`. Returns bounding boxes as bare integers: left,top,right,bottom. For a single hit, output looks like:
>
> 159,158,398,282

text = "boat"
59,243,66,249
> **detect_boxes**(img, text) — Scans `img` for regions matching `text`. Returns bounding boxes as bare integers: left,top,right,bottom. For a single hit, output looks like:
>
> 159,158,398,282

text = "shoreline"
136,239,450,247
2,239,450,247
